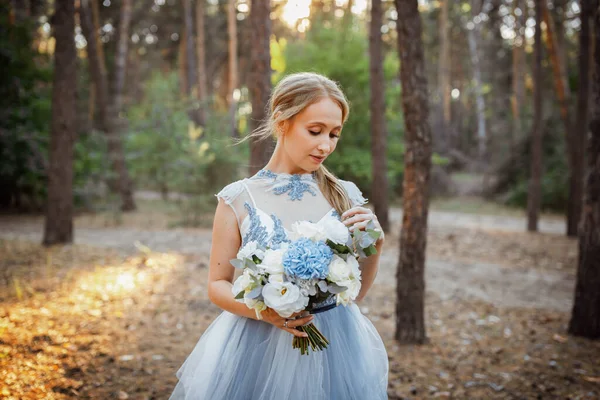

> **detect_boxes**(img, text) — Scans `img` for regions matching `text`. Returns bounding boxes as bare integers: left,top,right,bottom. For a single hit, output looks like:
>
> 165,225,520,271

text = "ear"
275,119,289,138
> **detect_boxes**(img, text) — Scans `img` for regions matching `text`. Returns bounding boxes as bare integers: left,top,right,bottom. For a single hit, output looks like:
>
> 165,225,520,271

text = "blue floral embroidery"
270,214,290,249
273,175,317,201
331,210,341,220
256,169,278,180
242,202,269,247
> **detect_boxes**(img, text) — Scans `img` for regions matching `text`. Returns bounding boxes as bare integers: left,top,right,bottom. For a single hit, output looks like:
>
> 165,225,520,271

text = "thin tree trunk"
179,27,187,96
248,0,273,175
80,0,136,211
438,0,451,150
44,0,76,245
394,0,432,344
196,0,208,126
468,0,486,160
369,0,389,232
227,0,239,137
541,1,579,236
112,0,131,114
527,0,543,232
183,0,201,125
511,0,527,147
568,0,600,339
571,0,593,239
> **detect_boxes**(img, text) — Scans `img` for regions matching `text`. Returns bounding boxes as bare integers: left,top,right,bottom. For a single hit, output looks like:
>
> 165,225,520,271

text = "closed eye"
330,133,340,139
309,130,321,135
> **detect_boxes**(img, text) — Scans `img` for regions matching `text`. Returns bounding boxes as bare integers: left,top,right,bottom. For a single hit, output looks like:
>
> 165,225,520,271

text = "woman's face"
280,97,343,173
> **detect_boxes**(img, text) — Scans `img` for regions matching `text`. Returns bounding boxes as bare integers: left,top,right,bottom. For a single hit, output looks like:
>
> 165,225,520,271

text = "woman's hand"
260,308,313,338
341,206,385,244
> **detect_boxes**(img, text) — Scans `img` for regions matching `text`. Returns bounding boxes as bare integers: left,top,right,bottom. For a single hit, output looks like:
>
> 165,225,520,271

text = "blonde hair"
248,72,353,215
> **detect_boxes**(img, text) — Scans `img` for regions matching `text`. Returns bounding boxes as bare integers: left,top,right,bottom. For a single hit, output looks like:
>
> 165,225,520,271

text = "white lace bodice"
216,169,367,250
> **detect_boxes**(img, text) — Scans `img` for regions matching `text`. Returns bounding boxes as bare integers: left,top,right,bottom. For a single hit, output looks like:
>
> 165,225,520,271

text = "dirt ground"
0,201,598,400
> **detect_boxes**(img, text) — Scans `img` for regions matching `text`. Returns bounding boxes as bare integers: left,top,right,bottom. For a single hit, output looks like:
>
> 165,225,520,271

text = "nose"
317,140,331,154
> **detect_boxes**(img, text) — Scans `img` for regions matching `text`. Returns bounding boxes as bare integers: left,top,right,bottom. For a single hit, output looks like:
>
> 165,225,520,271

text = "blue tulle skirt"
169,303,389,399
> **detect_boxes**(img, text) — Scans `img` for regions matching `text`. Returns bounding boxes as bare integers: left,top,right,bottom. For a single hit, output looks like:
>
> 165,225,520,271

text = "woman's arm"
341,206,385,302
356,239,384,302
207,199,313,336
207,199,260,320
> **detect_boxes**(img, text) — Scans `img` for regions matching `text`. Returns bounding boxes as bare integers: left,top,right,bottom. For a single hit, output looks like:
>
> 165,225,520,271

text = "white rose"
259,247,286,275
268,273,285,283
318,216,350,244
346,256,361,279
262,281,309,318
336,278,361,306
327,255,351,283
290,220,326,241
237,241,265,260
231,269,256,299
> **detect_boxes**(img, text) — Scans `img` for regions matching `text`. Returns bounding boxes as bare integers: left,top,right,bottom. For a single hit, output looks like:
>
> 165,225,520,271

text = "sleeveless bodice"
216,169,367,312
216,169,366,250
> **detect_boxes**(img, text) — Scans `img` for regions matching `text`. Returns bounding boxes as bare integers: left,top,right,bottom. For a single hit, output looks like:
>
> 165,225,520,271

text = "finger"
341,207,370,220
350,220,369,232
288,315,314,328
285,327,309,338
343,213,374,226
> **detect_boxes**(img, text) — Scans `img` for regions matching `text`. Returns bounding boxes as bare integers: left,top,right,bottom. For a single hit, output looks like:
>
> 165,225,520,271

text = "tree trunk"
112,0,131,114
227,0,239,137
568,0,600,340
183,0,201,125
467,0,487,161
196,0,208,126
527,0,543,232
541,1,579,236
369,0,390,232
80,0,136,211
438,0,451,151
394,0,432,344
43,0,76,245
571,0,593,240
248,0,273,175
511,0,527,147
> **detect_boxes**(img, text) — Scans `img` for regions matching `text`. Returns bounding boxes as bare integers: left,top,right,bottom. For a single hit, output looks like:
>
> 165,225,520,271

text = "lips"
310,155,325,163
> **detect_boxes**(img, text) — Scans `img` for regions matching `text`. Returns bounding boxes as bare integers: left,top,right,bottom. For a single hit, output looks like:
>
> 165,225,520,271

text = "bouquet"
230,214,381,355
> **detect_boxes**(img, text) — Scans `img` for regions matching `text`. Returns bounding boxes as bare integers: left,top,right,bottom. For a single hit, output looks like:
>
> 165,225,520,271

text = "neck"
264,142,313,175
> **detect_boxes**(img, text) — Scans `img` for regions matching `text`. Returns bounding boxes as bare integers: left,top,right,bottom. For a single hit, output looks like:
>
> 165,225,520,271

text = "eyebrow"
307,121,342,130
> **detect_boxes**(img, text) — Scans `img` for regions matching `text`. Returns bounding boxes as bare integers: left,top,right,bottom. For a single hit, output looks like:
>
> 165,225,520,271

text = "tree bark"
227,0,239,137
80,0,136,211
112,0,132,114
369,0,390,232
568,0,600,340
571,0,594,239
468,0,487,161
43,0,76,245
527,0,543,232
511,0,527,147
438,0,451,151
541,1,580,236
394,0,432,344
248,0,273,175
196,0,208,126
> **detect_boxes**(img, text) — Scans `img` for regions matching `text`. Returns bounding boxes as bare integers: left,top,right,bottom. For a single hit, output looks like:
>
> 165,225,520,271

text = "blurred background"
1,0,599,399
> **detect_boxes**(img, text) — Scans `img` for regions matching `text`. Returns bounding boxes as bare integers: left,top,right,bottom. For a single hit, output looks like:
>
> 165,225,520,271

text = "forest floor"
0,195,598,399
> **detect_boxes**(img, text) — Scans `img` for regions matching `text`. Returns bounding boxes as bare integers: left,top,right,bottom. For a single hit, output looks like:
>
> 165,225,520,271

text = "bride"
170,72,389,399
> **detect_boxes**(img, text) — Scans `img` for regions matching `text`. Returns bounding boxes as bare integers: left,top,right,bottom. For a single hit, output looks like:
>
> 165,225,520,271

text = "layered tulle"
169,303,388,400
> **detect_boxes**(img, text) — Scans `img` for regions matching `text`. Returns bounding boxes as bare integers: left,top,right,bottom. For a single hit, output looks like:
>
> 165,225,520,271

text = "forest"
1,0,599,399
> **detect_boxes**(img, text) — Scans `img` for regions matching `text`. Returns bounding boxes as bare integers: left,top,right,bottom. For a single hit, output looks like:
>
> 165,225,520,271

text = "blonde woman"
170,72,388,399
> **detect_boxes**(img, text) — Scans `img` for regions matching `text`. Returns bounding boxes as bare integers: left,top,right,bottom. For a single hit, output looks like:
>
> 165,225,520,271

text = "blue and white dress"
169,170,389,400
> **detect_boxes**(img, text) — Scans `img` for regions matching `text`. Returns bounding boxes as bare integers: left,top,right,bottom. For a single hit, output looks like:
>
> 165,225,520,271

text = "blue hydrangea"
283,238,333,280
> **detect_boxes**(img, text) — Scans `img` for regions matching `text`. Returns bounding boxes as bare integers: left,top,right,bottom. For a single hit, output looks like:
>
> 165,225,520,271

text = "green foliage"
125,71,243,217
0,8,52,209
282,19,405,197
